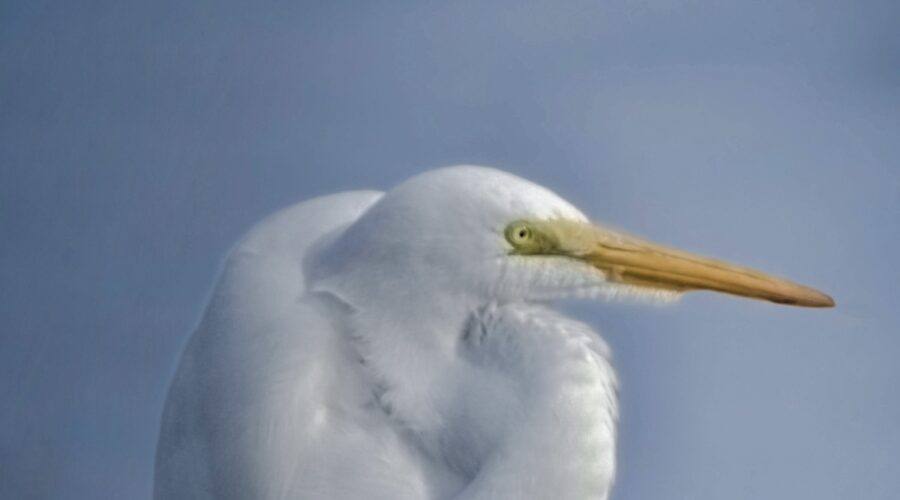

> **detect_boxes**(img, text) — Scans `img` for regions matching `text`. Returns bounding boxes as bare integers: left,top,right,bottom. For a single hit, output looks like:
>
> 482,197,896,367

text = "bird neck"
346,291,474,435
342,298,618,500
307,231,480,434
450,303,619,499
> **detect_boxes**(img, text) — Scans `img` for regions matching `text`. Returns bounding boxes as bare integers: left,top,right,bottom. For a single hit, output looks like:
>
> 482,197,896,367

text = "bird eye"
505,221,543,253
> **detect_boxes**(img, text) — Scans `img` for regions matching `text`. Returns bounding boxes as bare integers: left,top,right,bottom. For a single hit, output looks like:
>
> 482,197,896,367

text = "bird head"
309,166,833,314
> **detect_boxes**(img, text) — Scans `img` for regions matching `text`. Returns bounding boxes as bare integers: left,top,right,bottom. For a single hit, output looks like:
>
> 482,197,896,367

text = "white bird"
154,166,833,500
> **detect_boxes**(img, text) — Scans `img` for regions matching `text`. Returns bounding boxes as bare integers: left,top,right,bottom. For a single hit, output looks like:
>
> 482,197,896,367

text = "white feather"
155,167,625,500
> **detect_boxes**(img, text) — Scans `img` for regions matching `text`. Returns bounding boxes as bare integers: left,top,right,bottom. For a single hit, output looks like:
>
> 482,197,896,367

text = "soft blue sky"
1,1,898,498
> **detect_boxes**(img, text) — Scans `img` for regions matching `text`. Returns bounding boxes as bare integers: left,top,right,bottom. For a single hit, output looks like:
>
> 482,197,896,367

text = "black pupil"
518,229,528,239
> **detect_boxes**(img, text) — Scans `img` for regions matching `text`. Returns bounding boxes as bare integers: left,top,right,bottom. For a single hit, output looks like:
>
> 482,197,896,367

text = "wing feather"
154,191,387,499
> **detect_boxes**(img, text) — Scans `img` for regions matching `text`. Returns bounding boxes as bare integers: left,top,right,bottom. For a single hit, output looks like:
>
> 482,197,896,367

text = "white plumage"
155,166,832,500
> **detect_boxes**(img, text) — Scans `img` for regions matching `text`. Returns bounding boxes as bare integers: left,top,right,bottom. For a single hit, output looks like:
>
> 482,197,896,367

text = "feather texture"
155,167,622,500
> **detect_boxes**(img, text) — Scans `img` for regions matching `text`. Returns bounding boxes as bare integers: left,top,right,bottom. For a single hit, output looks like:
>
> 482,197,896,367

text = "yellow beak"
544,221,834,308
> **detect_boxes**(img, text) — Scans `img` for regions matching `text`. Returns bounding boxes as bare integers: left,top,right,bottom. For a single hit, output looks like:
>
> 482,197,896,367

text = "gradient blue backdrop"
2,1,898,498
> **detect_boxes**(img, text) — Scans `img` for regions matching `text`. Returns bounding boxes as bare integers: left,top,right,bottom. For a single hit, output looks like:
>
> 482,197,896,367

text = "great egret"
154,166,833,500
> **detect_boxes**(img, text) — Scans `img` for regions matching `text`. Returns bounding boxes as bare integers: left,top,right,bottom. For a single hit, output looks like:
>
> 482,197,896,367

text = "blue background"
2,1,898,498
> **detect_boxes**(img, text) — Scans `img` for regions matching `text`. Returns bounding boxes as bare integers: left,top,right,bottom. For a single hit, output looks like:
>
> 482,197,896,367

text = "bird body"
155,166,832,500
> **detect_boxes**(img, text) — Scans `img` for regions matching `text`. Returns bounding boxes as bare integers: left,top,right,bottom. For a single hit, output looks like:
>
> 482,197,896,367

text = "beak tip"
816,293,836,308
804,288,835,308
775,290,834,308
